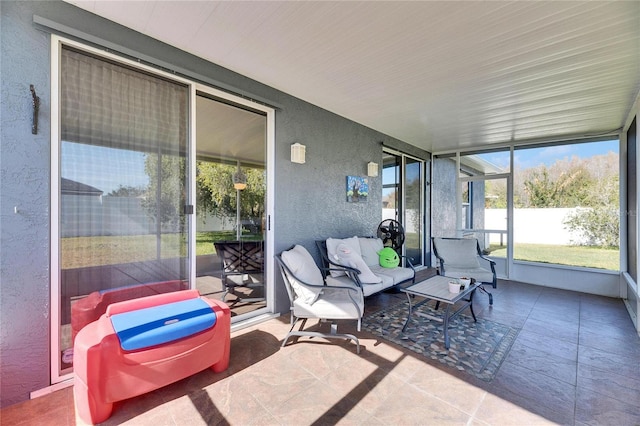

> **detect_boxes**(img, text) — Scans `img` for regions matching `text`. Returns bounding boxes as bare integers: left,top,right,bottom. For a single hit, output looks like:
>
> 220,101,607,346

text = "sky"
480,139,619,171
63,139,620,194
62,142,149,194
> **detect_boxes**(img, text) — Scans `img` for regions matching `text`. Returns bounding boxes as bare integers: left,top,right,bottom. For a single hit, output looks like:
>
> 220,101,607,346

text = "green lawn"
195,231,262,256
62,233,620,271
62,231,262,269
488,243,619,270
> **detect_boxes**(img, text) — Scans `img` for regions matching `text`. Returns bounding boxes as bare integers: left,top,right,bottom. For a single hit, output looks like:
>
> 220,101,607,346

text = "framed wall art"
346,176,368,203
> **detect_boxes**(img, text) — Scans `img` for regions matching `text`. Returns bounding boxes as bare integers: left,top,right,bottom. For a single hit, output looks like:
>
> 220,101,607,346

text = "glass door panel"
382,152,400,221
459,150,511,278
58,47,190,376
405,157,424,267
383,151,425,266
194,93,268,319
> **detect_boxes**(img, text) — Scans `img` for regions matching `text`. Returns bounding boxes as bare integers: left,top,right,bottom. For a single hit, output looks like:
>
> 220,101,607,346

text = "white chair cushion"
371,265,415,285
358,237,384,267
444,269,495,284
335,243,381,284
326,236,361,277
293,286,363,319
281,245,324,305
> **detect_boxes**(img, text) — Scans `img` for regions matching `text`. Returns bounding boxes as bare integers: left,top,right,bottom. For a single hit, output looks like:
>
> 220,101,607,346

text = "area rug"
362,301,519,382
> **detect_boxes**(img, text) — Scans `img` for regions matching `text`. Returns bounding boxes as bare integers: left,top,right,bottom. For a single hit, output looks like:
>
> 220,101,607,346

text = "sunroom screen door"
56,46,190,377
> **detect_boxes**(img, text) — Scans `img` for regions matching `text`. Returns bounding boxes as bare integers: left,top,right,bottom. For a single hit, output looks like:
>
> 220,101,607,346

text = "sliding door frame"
51,35,275,385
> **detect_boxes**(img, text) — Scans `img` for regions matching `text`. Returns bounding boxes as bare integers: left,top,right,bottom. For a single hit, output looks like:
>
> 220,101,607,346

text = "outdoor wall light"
291,143,306,164
232,162,247,190
367,161,379,177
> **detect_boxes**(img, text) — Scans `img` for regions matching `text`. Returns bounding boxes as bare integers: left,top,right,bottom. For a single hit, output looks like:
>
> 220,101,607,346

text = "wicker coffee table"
401,275,478,349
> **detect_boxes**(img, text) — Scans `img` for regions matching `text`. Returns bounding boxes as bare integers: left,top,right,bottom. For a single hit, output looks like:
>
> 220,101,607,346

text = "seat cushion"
326,237,361,277
370,265,414,286
443,268,494,284
335,243,381,284
281,245,324,305
293,286,363,319
326,273,386,297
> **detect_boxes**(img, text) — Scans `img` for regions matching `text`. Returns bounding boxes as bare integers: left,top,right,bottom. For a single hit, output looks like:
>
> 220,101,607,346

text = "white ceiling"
66,1,640,154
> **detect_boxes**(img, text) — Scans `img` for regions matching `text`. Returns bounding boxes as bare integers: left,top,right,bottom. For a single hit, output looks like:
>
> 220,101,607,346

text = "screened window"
513,140,619,270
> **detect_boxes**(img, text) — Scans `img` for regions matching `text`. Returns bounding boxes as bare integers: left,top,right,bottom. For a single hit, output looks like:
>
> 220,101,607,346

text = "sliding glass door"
194,92,269,319
52,39,275,383
55,45,191,378
382,150,426,267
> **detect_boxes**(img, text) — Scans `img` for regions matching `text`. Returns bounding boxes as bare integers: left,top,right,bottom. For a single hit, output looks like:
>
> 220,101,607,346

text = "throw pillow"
326,236,361,277
378,247,400,268
335,243,381,284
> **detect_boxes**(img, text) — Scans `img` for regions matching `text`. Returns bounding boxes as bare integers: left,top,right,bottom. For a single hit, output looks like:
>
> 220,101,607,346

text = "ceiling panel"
65,1,640,153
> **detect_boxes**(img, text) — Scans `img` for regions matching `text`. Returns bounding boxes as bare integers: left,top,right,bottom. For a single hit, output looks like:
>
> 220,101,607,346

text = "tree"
107,185,145,197
196,161,265,223
141,153,186,231
522,165,592,208
563,173,620,247
564,206,619,247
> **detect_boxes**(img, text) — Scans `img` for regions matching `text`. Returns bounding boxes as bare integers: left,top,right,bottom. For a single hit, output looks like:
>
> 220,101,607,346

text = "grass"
62,233,620,271
487,243,619,270
62,231,262,269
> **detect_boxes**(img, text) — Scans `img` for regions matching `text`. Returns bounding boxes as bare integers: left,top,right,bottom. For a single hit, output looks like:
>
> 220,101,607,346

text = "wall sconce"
291,143,306,164
232,162,247,190
367,162,379,177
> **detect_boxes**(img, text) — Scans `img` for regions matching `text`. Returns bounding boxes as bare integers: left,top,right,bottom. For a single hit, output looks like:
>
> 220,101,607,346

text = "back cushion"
281,245,324,304
326,236,361,277
434,238,480,269
359,237,384,267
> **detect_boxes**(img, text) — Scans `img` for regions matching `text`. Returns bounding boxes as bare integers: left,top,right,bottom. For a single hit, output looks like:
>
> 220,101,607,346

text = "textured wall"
1,0,52,408
0,0,428,406
431,157,457,236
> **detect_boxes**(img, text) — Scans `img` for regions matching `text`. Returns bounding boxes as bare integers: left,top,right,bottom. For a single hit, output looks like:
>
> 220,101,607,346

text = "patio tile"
578,345,640,378
575,386,640,425
474,391,564,425
512,329,578,362
505,341,578,386
577,363,640,406
521,316,580,343
407,365,488,416
268,380,374,425
492,361,576,422
578,328,640,358
3,278,640,426
370,384,471,425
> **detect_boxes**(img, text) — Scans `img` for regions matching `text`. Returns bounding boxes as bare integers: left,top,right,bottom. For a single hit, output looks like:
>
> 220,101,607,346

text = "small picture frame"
346,176,368,203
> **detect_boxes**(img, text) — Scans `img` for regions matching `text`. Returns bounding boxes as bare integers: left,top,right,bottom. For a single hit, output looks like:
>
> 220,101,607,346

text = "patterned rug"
363,301,519,382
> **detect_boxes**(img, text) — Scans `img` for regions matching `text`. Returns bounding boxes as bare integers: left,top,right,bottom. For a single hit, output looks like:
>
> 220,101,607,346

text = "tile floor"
2,274,640,425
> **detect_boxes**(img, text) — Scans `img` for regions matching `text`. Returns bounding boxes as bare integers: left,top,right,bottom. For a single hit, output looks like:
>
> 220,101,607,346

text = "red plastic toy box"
73,290,230,424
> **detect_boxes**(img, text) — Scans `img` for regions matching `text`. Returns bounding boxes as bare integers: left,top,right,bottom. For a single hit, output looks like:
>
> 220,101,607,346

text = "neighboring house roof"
61,178,103,196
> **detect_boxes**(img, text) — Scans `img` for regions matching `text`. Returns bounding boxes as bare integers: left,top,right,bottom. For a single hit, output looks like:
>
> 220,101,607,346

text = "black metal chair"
213,240,264,303
276,245,363,353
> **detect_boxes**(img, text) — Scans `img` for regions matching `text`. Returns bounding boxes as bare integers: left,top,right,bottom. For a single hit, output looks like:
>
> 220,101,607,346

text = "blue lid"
110,298,216,351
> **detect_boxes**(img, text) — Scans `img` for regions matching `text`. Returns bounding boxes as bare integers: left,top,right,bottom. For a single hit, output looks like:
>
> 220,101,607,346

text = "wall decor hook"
30,84,40,135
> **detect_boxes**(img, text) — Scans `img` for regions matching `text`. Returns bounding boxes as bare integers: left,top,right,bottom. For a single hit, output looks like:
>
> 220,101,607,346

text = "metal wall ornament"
30,84,40,135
